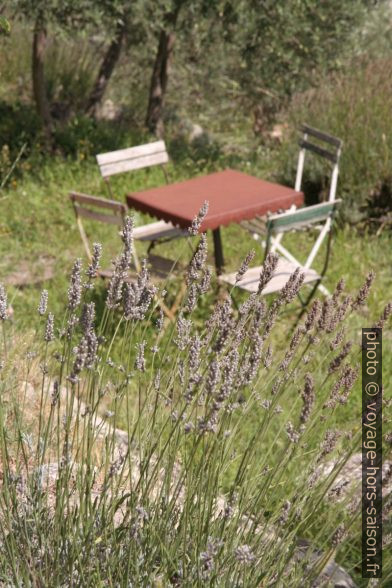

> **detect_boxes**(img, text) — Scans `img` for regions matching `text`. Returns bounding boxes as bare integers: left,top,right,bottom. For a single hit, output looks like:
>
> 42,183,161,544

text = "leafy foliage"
277,57,392,222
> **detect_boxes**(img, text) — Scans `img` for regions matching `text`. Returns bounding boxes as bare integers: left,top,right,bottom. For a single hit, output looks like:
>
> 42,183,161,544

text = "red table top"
126,169,304,231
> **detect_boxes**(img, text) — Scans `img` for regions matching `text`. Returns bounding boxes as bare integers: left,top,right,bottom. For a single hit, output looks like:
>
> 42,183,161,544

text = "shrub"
0,214,391,586
0,101,42,156
276,58,392,224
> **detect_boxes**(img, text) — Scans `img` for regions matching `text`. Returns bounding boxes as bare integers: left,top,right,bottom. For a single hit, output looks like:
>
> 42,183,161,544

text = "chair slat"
96,141,169,178
133,220,186,241
69,190,184,321
74,205,124,226
99,152,169,177
148,254,180,279
240,217,266,235
220,260,320,295
298,139,338,163
70,192,127,214
96,141,166,165
268,200,340,232
300,124,342,149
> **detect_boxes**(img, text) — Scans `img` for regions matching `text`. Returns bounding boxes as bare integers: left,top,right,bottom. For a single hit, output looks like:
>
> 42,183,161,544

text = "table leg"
212,227,225,275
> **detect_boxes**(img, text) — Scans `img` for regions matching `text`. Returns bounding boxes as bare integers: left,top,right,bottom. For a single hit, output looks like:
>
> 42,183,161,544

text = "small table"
126,169,304,274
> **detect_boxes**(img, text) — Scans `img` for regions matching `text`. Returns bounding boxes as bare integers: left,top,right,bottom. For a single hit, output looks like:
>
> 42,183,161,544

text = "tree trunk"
85,21,126,117
32,21,52,148
145,28,177,137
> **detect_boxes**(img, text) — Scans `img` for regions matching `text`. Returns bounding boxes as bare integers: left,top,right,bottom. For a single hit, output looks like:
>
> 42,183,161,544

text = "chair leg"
158,298,176,322
147,240,157,255
132,245,141,273
170,282,187,316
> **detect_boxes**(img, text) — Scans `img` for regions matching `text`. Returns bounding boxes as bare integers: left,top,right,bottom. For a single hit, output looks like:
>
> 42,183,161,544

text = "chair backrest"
295,124,343,202
266,200,341,270
96,140,169,179
267,200,341,234
69,191,126,261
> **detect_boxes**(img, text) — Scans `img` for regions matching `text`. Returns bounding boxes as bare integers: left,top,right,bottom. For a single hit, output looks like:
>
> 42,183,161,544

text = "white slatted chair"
96,141,188,250
221,200,341,304
69,192,185,320
241,125,343,268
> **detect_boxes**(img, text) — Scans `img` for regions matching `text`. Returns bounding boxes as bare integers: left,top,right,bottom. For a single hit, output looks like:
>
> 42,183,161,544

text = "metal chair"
96,140,188,251
220,200,341,304
240,125,343,272
69,191,185,320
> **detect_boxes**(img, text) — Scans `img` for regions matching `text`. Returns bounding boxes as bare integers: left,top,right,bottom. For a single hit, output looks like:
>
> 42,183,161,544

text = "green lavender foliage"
0,223,390,586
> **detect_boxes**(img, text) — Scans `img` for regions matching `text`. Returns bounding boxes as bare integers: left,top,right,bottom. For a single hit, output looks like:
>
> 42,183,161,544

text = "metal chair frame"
96,141,188,253
241,124,343,297
220,200,341,307
69,191,185,321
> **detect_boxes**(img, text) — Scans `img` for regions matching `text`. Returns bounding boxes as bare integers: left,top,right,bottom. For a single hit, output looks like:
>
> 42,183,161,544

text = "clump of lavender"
0,230,387,586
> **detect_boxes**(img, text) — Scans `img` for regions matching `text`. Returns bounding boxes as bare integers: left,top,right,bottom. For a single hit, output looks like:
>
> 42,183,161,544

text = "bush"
0,101,42,156
276,58,392,223
0,216,390,585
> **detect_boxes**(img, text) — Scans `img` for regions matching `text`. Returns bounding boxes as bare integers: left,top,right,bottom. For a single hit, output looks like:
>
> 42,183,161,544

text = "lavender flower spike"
235,544,255,564
189,200,209,236
236,249,255,283
68,259,83,311
0,284,8,321
86,242,103,281
351,271,375,310
257,252,279,293
44,313,55,342
38,289,48,316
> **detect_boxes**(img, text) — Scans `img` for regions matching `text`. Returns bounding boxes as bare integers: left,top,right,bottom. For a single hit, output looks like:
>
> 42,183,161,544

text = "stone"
4,255,55,287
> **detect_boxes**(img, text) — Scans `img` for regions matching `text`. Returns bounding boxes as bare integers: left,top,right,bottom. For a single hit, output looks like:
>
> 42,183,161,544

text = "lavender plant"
0,214,390,587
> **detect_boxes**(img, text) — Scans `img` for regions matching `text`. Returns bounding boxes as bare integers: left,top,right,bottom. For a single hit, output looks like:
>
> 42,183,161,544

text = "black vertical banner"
362,328,382,579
